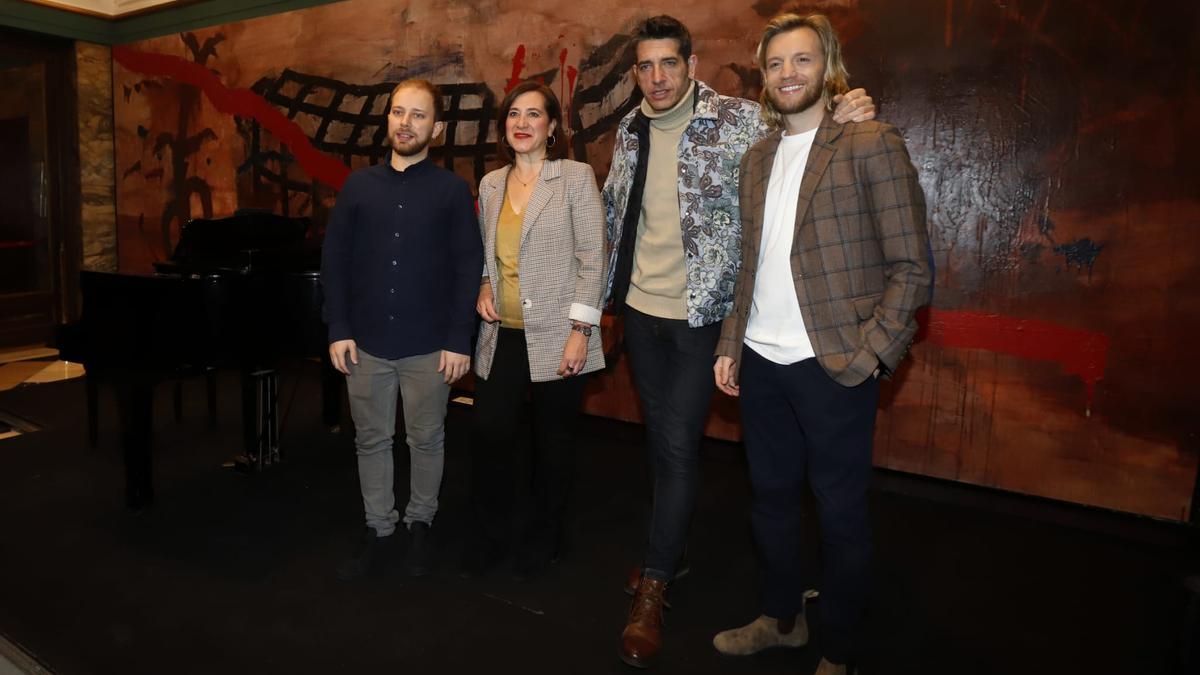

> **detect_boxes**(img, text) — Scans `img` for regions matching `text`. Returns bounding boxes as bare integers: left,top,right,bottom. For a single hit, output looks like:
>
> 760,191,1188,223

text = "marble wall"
75,41,116,272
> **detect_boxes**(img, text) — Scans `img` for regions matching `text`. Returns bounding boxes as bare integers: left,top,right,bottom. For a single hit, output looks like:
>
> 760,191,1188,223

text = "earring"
546,134,557,149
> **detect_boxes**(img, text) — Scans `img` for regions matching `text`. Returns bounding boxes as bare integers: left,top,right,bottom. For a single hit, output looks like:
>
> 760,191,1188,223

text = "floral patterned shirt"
603,80,770,327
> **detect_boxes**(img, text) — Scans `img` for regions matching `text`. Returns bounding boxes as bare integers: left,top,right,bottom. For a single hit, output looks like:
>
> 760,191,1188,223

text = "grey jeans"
346,349,450,536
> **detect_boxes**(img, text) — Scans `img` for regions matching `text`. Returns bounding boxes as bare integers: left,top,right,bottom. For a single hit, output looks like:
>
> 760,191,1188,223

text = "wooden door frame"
0,26,82,347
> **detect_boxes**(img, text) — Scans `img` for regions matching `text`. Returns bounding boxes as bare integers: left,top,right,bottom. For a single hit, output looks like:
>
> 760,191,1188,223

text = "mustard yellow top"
496,195,525,329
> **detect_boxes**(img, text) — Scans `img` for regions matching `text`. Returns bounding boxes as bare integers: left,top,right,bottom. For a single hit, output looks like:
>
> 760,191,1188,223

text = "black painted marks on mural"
118,33,224,256
238,69,498,214
181,32,226,70
751,0,788,19
155,32,222,252
569,32,639,162
722,62,762,99
1053,238,1105,276
1037,215,1105,280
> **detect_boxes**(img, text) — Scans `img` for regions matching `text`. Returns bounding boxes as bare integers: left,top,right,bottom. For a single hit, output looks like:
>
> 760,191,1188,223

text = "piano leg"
238,368,279,469
206,367,217,429
241,370,257,466
321,351,342,432
173,378,183,423
85,375,99,448
114,377,154,511
265,370,278,464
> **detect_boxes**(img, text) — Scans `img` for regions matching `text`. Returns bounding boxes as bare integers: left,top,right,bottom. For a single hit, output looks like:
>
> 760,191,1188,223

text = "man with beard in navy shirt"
321,78,482,579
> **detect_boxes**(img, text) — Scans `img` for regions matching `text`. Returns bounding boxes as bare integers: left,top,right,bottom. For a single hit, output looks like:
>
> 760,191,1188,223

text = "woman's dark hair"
495,80,568,163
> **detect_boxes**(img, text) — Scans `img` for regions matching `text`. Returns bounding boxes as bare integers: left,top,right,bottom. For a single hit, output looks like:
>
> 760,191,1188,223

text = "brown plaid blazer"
474,159,608,382
716,113,933,386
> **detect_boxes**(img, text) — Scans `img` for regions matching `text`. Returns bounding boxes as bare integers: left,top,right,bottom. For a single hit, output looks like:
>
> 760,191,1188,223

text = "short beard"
390,133,431,157
767,81,824,117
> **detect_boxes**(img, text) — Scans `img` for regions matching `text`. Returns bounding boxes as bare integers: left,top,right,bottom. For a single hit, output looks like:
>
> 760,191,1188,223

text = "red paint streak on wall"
558,48,569,115
917,308,1110,406
557,48,579,127
113,46,352,190
944,0,954,48
505,44,527,94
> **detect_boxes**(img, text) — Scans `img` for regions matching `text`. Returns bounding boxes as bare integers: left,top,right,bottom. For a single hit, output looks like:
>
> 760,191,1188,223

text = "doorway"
0,27,81,348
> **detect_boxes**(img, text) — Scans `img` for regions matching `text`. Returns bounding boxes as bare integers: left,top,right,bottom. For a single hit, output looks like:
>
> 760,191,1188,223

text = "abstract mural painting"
113,0,1200,520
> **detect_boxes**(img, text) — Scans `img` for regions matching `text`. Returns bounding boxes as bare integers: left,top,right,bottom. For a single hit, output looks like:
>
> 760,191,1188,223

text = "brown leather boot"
814,657,856,675
618,576,668,668
623,556,690,596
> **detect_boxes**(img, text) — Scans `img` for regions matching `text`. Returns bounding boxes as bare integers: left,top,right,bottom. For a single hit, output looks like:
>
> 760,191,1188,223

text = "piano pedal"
221,448,281,472
222,453,255,472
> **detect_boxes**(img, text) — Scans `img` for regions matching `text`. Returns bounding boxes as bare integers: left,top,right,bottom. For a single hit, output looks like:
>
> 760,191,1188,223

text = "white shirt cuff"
568,302,602,326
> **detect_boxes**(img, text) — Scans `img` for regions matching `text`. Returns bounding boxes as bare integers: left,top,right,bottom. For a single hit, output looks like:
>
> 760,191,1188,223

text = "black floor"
0,361,1195,675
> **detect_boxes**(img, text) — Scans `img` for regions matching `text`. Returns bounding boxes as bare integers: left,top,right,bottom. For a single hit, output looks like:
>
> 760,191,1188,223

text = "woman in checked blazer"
464,81,607,580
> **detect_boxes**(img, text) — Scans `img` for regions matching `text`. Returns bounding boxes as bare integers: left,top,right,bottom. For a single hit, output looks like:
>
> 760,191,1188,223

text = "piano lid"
157,210,316,275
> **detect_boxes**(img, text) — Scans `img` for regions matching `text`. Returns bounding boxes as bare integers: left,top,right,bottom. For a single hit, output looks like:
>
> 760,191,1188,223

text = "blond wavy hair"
755,13,850,128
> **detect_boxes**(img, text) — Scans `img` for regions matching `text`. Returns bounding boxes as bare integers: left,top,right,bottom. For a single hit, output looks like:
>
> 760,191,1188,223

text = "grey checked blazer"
474,159,607,382
717,113,933,386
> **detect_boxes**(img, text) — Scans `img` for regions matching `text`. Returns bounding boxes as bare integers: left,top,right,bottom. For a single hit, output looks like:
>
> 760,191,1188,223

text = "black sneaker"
405,521,434,577
336,528,394,581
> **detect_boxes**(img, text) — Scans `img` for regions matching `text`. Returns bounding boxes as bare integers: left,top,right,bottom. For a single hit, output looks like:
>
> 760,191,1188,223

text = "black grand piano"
59,211,340,509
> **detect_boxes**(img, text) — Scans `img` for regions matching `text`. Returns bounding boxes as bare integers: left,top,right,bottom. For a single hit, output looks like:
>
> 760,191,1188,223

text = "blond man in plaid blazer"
711,14,932,675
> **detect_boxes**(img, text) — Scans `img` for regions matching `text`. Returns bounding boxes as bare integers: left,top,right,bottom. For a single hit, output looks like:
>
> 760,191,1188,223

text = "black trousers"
470,328,588,550
738,346,878,664
623,306,721,580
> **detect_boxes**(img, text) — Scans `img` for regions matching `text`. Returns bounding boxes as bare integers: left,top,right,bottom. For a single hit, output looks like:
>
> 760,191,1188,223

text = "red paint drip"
944,0,953,48
916,308,1110,407
505,44,527,93
113,46,352,190
557,48,574,124
566,64,578,124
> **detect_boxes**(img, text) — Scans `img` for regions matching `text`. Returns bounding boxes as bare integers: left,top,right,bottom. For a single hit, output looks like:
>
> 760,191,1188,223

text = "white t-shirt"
744,129,818,365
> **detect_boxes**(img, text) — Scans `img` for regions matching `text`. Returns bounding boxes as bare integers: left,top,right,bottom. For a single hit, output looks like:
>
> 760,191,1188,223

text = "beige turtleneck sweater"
625,81,695,320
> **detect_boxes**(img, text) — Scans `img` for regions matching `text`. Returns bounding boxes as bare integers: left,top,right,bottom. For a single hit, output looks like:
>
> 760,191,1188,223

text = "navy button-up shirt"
320,156,483,359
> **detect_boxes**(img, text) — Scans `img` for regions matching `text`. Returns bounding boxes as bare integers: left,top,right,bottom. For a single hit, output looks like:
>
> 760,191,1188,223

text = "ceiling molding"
0,0,345,44
16,0,110,19
15,0,197,19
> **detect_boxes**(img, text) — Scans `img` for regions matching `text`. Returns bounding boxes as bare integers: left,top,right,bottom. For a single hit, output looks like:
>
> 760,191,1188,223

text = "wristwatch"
570,322,593,337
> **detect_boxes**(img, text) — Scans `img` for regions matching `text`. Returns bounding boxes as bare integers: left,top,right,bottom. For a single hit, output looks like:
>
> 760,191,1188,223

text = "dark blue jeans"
623,306,720,581
738,346,878,665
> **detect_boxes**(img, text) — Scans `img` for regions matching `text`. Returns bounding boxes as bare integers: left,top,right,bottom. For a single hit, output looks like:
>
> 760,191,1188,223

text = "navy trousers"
738,346,878,664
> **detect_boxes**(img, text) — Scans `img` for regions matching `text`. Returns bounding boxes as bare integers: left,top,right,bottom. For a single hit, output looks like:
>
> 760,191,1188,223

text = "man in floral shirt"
604,14,876,668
